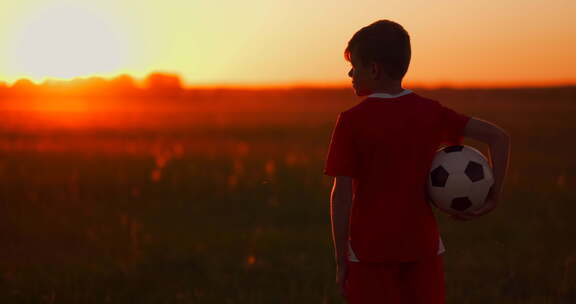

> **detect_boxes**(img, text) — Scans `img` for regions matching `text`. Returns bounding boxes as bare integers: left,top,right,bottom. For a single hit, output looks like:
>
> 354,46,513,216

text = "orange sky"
0,0,575,88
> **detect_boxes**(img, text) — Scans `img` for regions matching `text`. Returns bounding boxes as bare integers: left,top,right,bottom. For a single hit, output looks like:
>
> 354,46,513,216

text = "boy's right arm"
463,117,511,208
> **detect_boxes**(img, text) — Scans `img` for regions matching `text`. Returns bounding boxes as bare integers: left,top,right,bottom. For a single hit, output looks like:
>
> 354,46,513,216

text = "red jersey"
324,90,471,262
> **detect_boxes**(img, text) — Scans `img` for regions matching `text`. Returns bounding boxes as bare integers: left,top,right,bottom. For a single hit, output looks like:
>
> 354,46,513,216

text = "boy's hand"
470,186,500,217
336,259,348,298
450,186,500,220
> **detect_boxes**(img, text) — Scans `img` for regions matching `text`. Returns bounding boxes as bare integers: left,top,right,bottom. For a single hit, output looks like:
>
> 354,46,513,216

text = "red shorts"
344,254,445,304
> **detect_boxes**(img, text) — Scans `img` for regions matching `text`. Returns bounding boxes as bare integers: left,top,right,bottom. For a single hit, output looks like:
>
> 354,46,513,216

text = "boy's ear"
371,62,381,80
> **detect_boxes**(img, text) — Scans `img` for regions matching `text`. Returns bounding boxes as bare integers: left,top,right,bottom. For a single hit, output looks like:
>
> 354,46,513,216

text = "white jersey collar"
367,89,413,99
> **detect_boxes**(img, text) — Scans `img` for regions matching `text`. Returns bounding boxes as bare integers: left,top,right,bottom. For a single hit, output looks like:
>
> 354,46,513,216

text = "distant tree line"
0,73,184,99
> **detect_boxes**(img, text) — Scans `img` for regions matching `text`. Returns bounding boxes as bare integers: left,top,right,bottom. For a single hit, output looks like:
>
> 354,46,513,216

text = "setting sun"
0,0,574,87
5,3,129,81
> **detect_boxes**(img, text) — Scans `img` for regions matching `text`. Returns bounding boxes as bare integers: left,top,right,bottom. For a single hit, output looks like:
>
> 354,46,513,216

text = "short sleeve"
323,112,358,177
439,103,471,146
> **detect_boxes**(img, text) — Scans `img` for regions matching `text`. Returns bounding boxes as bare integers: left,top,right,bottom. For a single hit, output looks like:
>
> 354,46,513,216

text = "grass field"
0,86,574,303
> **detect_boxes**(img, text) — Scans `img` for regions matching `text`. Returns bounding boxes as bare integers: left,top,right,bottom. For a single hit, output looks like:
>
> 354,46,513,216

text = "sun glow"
0,0,574,87
6,3,130,82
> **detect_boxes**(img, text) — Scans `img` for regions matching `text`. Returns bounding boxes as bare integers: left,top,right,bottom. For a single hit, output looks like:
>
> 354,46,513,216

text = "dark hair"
344,20,411,81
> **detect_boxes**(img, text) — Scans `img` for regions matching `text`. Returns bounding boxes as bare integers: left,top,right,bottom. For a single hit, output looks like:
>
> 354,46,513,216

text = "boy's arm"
463,117,511,201
330,176,353,265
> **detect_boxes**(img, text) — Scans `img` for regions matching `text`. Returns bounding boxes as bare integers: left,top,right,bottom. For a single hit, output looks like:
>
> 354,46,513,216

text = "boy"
324,20,511,303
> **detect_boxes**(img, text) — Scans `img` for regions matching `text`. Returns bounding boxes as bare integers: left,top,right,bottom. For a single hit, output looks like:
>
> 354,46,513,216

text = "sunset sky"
0,0,574,88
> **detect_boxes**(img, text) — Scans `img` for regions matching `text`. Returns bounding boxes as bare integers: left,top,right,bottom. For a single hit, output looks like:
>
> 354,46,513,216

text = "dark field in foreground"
0,86,574,303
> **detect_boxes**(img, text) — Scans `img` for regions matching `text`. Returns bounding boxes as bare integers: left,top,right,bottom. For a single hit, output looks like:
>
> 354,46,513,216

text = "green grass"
0,87,574,303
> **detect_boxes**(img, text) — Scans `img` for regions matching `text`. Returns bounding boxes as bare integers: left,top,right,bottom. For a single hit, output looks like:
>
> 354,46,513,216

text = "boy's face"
347,50,375,96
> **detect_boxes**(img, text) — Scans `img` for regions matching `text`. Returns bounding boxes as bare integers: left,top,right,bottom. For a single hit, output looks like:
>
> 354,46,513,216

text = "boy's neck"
369,83,405,95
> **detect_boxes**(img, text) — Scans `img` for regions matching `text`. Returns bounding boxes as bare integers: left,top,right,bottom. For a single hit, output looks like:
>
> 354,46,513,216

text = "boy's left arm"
324,111,357,295
330,175,353,295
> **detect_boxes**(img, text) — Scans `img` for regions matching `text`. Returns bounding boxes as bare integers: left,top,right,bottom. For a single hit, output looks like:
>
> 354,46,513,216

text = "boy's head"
345,20,411,96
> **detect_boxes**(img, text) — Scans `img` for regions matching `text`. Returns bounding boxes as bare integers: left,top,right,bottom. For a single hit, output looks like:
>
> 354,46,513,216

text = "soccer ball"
427,145,494,214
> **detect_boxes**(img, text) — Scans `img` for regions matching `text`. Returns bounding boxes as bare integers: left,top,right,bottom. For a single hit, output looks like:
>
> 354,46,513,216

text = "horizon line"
1,73,575,90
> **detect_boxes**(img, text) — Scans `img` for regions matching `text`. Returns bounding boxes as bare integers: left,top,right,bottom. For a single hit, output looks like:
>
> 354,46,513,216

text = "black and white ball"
427,145,494,214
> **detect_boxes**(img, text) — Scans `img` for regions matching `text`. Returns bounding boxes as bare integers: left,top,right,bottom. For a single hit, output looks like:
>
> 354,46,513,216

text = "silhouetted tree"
145,72,183,98
109,74,140,98
10,78,38,97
